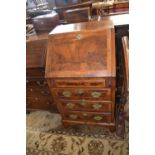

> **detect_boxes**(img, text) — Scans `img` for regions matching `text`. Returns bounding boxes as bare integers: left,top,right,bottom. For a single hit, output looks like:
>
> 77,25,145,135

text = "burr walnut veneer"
45,20,116,130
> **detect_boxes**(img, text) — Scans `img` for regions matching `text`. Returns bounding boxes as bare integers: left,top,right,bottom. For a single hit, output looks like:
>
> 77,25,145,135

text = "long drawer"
51,88,112,100
49,78,113,88
57,99,112,112
62,111,112,123
27,79,48,88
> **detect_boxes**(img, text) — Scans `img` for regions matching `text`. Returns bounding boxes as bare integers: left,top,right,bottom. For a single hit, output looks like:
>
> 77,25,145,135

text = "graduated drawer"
62,111,112,123
51,88,112,100
49,78,112,88
58,100,112,112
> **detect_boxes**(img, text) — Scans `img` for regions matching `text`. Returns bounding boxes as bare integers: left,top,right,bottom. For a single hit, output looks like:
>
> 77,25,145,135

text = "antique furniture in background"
91,0,129,20
32,11,60,33
26,33,57,112
53,1,92,23
45,20,116,131
63,7,91,23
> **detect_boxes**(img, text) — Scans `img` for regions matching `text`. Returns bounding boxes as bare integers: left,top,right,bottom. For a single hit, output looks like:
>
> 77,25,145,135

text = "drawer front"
58,100,112,112
50,78,112,88
52,88,112,100
63,111,112,123
27,87,51,97
26,96,52,110
27,79,48,88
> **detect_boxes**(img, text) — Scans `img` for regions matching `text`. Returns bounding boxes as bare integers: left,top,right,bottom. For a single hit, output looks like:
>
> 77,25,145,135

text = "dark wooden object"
45,20,116,130
32,11,59,33
114,17,129,137
55,0,81,7
53,1,92,22
64,7,91,23
26,33,57,112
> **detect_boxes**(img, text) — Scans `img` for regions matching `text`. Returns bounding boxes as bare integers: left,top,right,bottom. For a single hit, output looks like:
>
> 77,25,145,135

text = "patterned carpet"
26,111,129,155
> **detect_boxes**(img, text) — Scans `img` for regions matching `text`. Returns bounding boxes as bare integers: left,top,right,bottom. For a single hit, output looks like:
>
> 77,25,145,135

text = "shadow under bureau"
45,20,116,130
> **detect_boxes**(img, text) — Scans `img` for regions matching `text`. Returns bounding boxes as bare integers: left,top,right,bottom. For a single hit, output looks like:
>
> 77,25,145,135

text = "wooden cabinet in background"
26,33,57,113
45,20,116,130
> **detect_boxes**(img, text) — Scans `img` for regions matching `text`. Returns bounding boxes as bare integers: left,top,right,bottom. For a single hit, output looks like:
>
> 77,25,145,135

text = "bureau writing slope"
45,20,116,130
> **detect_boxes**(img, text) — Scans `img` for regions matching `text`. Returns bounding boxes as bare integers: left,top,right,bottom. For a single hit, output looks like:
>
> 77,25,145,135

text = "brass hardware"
92,103,102,110
66,103,75,109
69,114,78,119
91,92,101,98
46,101,51,105
36,81,46,86
79,100,86,106
76,34,82,40
62,91,72,97
83,113,88,117
35,97,38,101
94,116,103,121
77,89,84,95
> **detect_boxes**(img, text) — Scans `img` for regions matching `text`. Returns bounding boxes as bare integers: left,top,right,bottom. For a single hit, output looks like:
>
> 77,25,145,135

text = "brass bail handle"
76,34,82,40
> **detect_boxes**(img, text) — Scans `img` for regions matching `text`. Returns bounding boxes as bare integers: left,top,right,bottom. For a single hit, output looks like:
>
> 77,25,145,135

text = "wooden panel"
26,39,47,68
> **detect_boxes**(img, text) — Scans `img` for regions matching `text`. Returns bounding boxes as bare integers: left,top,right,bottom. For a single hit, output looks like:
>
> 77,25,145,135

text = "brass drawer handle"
79,100,86,106
94,116,103,121
83,113,88,117
62,91,72,97
66,103,75,109
91,92,102,98
92,103,102,110
77,89,84,96
69,114,78,120
76,34,82,40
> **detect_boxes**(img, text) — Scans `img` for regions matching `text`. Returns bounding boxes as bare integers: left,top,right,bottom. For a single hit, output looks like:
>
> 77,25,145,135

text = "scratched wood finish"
45,20,116,130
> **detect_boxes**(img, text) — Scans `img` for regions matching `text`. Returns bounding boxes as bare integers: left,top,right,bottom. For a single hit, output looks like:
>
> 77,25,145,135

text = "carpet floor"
26,110,129,155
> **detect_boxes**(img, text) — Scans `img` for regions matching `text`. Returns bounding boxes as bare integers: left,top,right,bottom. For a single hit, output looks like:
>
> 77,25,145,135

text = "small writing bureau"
45,20,116,130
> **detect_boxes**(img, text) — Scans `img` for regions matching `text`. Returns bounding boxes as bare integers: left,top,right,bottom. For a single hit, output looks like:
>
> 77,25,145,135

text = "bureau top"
46,20,116,78
49,20,114,36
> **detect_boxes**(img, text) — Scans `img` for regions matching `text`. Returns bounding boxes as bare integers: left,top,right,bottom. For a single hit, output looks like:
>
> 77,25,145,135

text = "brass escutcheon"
77,89,84,95
83,113,88,117
69,114,78,119
76,34,82,40
79,100,86,106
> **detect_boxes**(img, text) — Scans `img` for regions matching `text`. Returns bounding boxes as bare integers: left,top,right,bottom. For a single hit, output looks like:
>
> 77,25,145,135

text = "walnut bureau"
45,20,116,130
